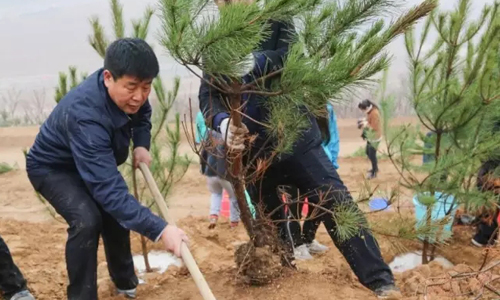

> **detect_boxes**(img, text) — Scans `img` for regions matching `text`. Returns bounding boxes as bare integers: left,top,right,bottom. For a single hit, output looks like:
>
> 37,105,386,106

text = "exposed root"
234,242,282,285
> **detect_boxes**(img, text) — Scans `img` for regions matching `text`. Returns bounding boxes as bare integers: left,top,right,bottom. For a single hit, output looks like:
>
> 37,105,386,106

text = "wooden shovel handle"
139,162,217,300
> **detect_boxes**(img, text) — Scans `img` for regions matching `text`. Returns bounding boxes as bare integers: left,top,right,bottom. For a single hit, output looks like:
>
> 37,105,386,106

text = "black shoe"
374,284,401,299
367,171,378,180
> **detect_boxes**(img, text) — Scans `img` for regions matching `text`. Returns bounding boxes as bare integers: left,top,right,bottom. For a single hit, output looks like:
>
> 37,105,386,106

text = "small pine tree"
380,0,500,264
54,66,87,103
158,0,437,247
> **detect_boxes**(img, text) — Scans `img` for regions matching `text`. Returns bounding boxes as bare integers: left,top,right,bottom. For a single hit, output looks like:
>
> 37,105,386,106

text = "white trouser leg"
207,176,223,216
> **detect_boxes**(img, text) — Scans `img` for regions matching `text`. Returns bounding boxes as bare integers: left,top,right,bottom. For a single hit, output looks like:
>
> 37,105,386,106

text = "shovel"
139,162,216,300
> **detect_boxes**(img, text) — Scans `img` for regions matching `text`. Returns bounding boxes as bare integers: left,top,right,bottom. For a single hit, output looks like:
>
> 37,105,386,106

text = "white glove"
220,118,248,151
235,53,256,77
357,118,368,129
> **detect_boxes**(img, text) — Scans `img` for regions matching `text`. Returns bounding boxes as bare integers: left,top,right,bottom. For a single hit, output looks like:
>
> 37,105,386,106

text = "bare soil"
2,118,500,300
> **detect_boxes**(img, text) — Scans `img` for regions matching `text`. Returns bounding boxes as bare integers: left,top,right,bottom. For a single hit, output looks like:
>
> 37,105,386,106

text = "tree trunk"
422,204,432,264
227,84,255,241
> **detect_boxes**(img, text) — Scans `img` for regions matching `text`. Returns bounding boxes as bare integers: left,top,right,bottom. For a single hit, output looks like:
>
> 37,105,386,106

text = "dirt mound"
234,242,282,285
0,216,378,300
396,261,500,300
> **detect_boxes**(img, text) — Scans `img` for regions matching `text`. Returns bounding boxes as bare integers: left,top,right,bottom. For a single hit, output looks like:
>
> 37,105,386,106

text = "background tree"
54,66,88,103
158,0,437,280
380,0,500,264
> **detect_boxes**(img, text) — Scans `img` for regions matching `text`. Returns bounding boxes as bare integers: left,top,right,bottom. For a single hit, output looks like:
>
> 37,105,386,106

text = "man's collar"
98,69,130,128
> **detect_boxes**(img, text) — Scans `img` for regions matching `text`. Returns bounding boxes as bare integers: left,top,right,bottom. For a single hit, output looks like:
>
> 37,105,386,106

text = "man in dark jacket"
198,4,398,297
26,38,188,300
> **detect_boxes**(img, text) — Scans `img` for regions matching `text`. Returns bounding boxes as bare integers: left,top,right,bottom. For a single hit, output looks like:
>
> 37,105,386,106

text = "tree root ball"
234,242,282,285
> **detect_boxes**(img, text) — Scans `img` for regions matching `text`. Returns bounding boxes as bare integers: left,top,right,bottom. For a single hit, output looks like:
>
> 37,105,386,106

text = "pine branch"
111,0,125,39
88,16,108,58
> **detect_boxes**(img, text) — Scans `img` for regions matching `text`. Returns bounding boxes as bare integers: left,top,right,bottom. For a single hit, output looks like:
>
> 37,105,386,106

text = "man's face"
103,69,153,115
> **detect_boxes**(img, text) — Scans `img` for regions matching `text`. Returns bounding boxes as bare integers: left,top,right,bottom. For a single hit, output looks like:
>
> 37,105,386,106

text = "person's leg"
473,161,500,246
0,236,29,299
302,196,321,245
288,146,394,292
246,164,293,251
366,142,378,177
282,186,313,260
473,214,498,246
100,209,138,294
207,176,223,227
302,199,328,253
283,186,304,248
220,179,241,224
28,171,103,300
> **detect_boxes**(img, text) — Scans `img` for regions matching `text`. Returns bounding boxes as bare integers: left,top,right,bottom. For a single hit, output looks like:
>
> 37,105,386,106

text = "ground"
1,118,500,300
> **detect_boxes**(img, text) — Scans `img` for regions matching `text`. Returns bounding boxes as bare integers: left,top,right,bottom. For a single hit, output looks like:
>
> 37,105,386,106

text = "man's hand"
133,147,151,168
220,118,249,151
161,225,189,257
357,118,368,130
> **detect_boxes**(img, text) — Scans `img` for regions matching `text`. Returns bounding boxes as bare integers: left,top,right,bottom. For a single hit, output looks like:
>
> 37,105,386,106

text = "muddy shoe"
294,244,313,260
9,290,35,300
307,240,329,254
367,171,378,180
208,214,218,229
374,284,401,299
230,221,239,228
117,288,136,299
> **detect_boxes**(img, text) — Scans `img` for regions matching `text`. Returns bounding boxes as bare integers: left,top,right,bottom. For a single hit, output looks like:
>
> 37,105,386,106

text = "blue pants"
28,170,138,300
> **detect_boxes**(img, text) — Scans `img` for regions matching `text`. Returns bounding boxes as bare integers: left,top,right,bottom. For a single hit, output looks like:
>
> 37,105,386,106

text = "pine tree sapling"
382,0,500,264
159,0,436,283
55,66,87,103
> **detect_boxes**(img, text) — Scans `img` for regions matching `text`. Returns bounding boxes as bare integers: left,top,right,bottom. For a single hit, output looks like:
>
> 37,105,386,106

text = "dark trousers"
474,216,498,245
474,160,500,245
284,187,321,247
28,170,138,300
0,236,27,298
366,142,378,173
247,145,394,291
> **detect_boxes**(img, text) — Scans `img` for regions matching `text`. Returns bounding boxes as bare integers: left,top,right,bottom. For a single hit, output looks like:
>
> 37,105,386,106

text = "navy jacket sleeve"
131,100,152,150
68,116,167,241
252,21,296,80
199,73,230,131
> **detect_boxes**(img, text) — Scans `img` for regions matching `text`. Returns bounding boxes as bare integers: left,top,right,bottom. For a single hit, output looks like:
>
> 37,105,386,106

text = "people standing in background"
287,103,339,260
204,130,241,229
196,111,241,228
358,99,382,180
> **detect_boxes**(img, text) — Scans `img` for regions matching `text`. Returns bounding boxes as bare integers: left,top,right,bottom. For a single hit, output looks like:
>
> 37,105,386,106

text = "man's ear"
103,70,114,88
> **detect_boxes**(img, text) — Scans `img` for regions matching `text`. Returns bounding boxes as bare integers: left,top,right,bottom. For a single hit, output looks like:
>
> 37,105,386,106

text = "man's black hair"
104,38,159,81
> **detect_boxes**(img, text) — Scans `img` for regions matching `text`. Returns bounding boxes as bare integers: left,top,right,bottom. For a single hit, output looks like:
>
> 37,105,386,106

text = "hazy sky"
0,0,496,107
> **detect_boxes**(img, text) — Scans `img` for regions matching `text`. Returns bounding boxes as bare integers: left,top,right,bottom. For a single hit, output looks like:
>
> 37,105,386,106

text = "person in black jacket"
198,3,398,297
26,38,188,300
